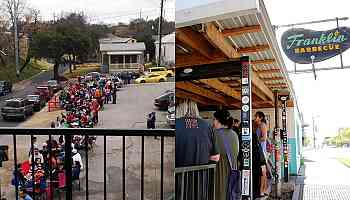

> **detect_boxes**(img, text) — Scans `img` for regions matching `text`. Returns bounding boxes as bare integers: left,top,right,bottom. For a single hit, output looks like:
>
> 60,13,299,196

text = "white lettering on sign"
242,170,250,196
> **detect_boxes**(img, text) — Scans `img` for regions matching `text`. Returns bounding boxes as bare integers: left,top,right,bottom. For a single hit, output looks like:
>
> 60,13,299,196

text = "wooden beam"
265,83,288,87
257,69,281,74
238,45,270,54
251,59,275,65
252,73,274,101
176,27,213,59
199,79,241,101
252,85,268,101
202,22,274,102
176,89,210,106
176,52,275,68
261,77,285,81
176,82,230,106
222,25,261,37
203,22,240,58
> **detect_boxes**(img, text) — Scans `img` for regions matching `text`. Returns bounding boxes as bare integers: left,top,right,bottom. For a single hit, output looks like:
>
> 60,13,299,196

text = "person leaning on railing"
175,99,220,167
175,99,220,200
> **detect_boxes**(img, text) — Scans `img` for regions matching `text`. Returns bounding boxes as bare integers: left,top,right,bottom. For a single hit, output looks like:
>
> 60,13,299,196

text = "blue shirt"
24,194,33,200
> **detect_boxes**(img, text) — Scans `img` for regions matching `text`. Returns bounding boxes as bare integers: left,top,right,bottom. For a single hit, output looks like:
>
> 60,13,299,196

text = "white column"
123,55,125,69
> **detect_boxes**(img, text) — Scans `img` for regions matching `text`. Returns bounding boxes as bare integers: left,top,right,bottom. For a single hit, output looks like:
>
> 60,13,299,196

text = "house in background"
99,35,146,73
155,32,175,67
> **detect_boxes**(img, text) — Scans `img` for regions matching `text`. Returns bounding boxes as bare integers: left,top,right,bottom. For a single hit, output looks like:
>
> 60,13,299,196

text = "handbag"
218,129,242,200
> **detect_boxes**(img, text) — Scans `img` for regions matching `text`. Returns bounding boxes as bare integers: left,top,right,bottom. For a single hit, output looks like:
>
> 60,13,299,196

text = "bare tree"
1,0,27,76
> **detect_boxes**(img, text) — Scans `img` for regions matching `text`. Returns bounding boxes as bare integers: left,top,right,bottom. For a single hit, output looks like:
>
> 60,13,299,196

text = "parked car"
35,86,54,102
154,90,175,110
47,80,61,92
148,67,174,77
166,106,175,128
0,81,12,96
1,98,34,120
26,95,46,111
135,73,167,84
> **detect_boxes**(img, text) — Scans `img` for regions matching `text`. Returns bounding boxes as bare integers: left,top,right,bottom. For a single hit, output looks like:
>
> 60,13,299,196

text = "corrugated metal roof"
100,42,146,52
99,36,135,44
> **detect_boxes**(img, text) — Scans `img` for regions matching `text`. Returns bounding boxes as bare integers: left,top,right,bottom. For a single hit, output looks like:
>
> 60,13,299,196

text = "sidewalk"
302,147,350,200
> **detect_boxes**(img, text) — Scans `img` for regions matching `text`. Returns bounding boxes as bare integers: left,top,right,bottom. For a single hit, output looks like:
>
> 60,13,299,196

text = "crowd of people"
10,74,122,200
57,74,117,128
175,99,273,200
11,136,83,200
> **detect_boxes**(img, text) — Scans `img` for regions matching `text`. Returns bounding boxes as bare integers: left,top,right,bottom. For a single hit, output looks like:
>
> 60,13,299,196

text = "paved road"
303,147,350,200
0,64,68,127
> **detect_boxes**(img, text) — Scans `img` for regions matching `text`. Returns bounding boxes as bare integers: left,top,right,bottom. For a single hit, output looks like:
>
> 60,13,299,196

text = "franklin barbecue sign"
281,27,350,64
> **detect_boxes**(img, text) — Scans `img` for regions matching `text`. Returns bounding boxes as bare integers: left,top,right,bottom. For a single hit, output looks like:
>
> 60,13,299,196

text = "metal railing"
175,164,216,200
0,128,175,200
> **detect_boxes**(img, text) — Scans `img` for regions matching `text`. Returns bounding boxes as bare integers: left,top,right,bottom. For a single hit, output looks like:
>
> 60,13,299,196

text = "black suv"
0,81,12,96
1,98,34,120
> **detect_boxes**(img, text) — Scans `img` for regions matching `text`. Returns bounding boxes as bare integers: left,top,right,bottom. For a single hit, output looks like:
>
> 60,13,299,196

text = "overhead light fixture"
183,68,193,74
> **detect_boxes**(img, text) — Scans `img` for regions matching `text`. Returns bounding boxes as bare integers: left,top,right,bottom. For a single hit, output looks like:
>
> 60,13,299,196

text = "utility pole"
13,1,20,77
312,116,316,149
157,0,164,67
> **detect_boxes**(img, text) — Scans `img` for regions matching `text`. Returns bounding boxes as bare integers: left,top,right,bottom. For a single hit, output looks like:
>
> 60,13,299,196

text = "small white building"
99,36,146,73
155,32,175,66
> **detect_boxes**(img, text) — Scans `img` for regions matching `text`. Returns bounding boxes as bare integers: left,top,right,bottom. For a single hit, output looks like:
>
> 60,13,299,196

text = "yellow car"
148,67,174,77
135,73,167,84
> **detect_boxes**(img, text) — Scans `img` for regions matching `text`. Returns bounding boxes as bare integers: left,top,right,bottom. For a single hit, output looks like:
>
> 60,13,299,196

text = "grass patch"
337,157,350,167
64,65,101,79
0,58,49,83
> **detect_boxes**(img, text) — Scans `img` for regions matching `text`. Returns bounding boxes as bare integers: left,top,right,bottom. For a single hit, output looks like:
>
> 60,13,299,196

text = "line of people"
11,136,83,200
175,99,272,200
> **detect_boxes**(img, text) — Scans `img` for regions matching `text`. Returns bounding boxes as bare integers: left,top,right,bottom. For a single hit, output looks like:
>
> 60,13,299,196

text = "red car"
35,86,54,102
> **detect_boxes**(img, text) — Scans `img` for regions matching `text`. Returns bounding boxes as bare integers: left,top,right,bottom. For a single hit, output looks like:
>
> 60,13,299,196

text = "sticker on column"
242,96,250,104
242,78,249,84
242,170,250,196
242,86,249,95
242,128,249,136
242,105,249,112
243,158,250,167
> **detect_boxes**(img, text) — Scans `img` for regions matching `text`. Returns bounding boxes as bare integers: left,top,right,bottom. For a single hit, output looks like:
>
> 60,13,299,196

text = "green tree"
30,31,67,81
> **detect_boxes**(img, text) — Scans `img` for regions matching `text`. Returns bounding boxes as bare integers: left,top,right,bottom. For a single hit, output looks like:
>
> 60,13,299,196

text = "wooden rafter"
238,44,270,54
251,59,275,65
261,77,284,81
176,89,210,106
199,79,241,101
176,82,230,106
222,25,261,37
176,51,275,68
203,23,240,58
176,27,213,59
257,69,281,74
201,22,274,101
252,71,274,101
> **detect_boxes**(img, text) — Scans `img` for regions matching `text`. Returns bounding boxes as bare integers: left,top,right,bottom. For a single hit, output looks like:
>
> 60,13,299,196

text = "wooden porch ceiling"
175,22,289,108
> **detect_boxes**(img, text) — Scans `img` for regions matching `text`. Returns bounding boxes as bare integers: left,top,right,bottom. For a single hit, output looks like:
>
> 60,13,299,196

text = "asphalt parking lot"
0,81,175,200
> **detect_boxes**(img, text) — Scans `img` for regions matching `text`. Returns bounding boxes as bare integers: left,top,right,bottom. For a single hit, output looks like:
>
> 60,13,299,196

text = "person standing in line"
254,111,269,197
112,83,117,104
212,110,240,200
175,99,220,200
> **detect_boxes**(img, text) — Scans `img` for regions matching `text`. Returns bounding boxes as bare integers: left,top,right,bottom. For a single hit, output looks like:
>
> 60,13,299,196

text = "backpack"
218,129,242,200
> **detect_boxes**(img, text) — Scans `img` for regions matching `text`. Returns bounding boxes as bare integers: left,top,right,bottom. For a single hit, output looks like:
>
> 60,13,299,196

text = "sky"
27,0,175,24
264,0,350,139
